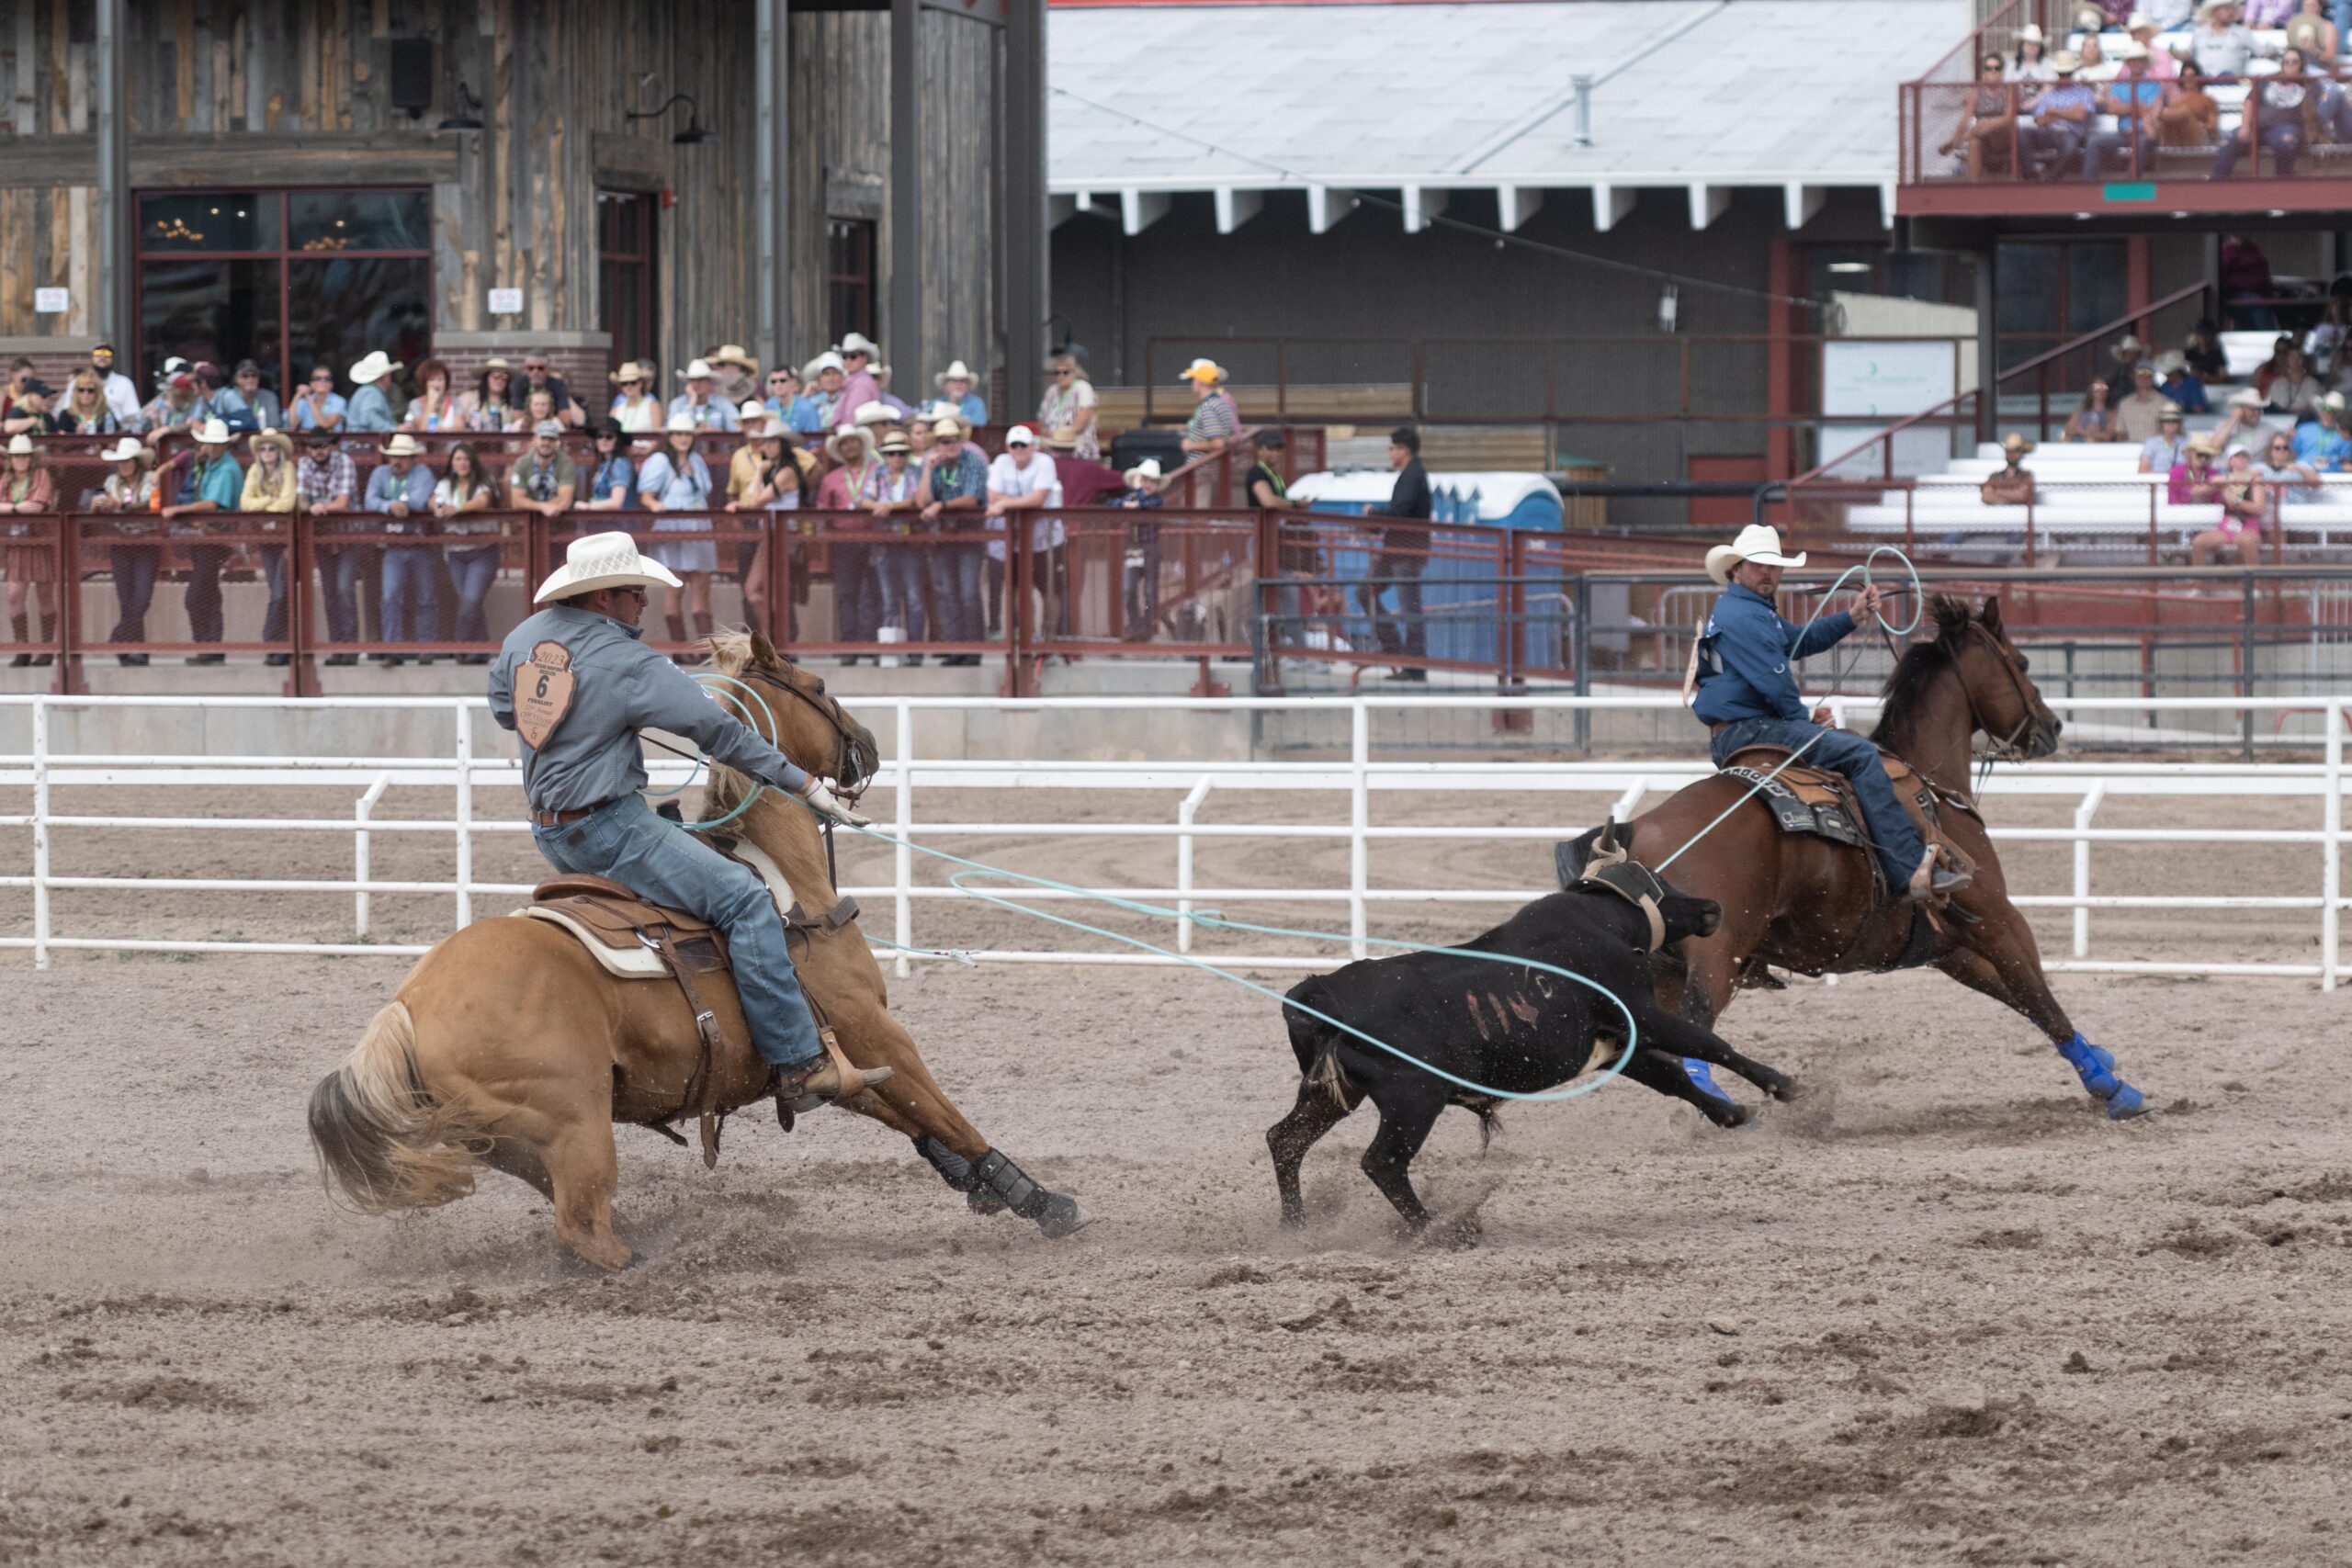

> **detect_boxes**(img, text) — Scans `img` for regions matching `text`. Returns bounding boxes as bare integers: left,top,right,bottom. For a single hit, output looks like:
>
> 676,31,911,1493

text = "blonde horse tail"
308,1000,484,1213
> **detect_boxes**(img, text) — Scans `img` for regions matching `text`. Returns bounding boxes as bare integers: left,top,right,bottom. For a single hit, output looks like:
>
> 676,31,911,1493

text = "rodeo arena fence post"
0,693,2342,989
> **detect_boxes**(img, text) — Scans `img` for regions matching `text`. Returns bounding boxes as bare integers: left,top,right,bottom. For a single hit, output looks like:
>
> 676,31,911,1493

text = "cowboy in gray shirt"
490,531,888,1105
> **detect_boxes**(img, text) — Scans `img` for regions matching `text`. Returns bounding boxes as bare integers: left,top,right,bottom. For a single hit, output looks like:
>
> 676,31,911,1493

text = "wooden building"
0,0,1047,416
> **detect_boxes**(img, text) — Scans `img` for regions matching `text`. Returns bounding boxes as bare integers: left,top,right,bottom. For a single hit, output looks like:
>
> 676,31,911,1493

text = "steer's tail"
308,1000,485,1213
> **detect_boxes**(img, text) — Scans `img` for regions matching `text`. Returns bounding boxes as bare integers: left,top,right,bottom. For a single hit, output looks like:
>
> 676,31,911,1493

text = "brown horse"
309,630,1093,1269
1561,595,2147,1121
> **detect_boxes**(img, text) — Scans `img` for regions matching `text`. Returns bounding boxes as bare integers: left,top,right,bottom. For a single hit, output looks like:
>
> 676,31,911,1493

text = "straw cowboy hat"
2110,334,2148,361
2124,12,2159,31
708,344,759,373
2048,50,2082,73
851,399,895,429
191,417,236,446
676,358,717,380
2228,387,2266,409
1704,524,1806,585
929,413,966,440
934,360,978,387
1179,358,1228,385
2117,39,2151,61
101,435,150,465
4,434,33,457
348,351,401,385
825,423,872,460
2000,431,2036,455
379,432,424,457
2187,433,2222,456
803,351,845,378
533,530,684,604
249,430,295,459
838,333,881,359
607,360,656,385
1123,458,1164,487
2159,400,2185,420
877,434,912,456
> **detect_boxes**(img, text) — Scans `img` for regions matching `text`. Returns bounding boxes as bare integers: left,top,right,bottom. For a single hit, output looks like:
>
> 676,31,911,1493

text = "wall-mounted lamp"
627,93,717,146
437,83,484,132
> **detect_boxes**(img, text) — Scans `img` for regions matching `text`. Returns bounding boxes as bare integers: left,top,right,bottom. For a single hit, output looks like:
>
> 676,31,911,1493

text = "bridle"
1959,623,2041,784
734,661,876,801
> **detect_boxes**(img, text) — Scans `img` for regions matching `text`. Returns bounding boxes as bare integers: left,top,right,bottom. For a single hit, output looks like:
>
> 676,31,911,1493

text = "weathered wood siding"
0,0,998,384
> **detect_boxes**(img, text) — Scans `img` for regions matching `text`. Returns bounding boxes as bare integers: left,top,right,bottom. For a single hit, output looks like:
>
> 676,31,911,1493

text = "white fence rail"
1,693,2345,988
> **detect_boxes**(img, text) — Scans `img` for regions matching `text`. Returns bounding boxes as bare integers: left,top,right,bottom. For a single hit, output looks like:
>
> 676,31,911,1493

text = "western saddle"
1715,742,1976,903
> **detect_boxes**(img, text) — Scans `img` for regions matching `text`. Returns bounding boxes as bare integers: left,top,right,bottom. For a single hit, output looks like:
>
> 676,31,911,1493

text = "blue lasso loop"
659,671,778,835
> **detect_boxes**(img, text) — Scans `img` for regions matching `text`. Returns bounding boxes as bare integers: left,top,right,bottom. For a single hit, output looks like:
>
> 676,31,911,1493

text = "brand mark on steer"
1465,990,1492,1040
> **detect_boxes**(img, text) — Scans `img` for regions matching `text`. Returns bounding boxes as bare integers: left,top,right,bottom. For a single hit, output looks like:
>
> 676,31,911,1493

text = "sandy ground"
3,782,2350,1565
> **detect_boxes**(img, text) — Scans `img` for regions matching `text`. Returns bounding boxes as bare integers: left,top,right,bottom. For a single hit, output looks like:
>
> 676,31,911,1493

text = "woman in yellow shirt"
241,432,299,666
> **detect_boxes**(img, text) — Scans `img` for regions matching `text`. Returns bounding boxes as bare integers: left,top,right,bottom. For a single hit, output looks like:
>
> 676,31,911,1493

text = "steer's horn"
1591,816,1627,868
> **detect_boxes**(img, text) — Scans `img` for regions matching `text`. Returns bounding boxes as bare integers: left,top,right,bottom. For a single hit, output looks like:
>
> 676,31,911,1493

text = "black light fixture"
628,92,717,146
437,82,484,132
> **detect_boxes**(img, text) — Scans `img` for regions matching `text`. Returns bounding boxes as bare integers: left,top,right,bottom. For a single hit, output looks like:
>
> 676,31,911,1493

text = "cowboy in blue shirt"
1690,525,1969,902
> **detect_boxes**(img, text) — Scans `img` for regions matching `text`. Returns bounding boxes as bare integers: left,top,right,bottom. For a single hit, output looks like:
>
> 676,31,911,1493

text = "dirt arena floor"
3,776,2349,1565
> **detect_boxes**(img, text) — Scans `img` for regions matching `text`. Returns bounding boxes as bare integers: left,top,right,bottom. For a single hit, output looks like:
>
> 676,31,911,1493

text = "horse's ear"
750,628,779,668
1980,596,2004,637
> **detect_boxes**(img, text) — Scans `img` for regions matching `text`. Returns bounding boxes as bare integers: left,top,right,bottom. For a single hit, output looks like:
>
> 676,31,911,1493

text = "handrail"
1793,277,2211,487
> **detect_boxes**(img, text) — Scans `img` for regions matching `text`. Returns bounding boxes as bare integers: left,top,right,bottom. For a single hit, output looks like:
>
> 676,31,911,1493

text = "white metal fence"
1,693,2344,989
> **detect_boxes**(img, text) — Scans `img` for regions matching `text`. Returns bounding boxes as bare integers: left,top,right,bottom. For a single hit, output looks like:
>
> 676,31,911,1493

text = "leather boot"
688,610,715,666
1907,845,1972,902
29,613,53,667
664,613,690,664
772,1048,892,1109
6,613,28,669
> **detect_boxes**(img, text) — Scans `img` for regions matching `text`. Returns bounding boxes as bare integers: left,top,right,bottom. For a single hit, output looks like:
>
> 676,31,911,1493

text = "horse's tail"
308,1000,484,1213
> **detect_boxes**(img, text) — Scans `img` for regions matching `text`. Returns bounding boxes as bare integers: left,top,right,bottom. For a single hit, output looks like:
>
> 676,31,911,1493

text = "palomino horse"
309,630,1093,1269
1562,595,2147,1120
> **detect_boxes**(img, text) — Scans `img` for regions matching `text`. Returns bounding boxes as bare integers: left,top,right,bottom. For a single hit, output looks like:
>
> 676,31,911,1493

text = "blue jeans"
873,536,926,641
925,539,986,644
261,544,288,644
322,543,376,648
532,795,823,1068
380,544,439,651
108,542,159,643
1709,716,1925,889
447,545,500,647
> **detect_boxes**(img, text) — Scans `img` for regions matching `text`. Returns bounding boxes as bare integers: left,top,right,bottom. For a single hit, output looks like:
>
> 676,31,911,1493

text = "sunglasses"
618,585,648,602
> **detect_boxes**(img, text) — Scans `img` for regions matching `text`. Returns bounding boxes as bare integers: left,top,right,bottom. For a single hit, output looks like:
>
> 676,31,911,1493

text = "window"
135,188,431,401
598,191,660,374
828,220,876,347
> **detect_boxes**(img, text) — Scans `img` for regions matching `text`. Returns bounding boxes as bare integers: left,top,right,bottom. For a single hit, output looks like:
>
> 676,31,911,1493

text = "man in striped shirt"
1179,359,1239,457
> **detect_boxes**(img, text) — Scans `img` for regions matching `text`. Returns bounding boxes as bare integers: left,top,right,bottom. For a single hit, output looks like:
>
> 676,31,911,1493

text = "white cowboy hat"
738,399,772,423
532,530,684,604
2110,333,2148,359
2124,11,2158,28
1123,458,1164,486
918,400,960,422
2229,387,2266,409
803,352,845,378
102,435,146,464
663,410,700,433
607,360,656,385
348,350,401,384
2017,21,2046,41
192,417,236,446
676,358,716,380
379,431,424,457
1179,358,1228,384
851,399,895,428
934,359,977,387
2119,39,2150,61
4,434,32,457
838,332,881,358
1703,524,1806,585
825,423,871,460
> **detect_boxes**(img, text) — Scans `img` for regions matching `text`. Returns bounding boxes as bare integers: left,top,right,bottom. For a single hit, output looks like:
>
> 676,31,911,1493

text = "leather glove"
797,776,871,829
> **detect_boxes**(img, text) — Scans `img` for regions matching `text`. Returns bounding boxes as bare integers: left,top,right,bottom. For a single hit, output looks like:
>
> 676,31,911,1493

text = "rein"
1956,624,2040,798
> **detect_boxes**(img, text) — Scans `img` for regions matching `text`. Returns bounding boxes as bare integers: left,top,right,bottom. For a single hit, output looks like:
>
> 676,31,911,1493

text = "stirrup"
772,1052,891,1107
1906,847,1971,903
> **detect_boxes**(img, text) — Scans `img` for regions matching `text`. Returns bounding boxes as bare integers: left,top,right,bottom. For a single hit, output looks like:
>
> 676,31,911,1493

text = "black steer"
1268,829,1798,1238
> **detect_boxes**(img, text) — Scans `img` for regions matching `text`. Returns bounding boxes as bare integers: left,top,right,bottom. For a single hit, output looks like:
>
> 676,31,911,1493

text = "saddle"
1717,744,1976,906
516,860,865,1167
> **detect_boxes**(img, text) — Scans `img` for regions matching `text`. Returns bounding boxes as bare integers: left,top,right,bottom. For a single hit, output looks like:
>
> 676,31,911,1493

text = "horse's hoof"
1768,1077,1806,1103
1036,1192,1096,1239
2104,1082,2148,1120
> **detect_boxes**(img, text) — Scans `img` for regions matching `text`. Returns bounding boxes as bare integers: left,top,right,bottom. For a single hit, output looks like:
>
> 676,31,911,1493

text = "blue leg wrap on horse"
1682,1058,1727,1100
2055,1032,2145,1119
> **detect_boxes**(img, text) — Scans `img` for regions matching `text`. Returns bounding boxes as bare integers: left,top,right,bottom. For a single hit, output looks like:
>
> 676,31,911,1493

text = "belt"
530,796,620,829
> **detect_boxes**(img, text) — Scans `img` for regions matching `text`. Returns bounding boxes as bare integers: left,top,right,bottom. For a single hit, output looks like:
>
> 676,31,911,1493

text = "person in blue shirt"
2019,55,2095,178
288,365,347,431
159,418,245,663
2294,392,2352,469
2084,47,2165,179
2154,351,2210,414
365,433,439,665
1690,525,1969,902
345,351,402,433
933,359,989,427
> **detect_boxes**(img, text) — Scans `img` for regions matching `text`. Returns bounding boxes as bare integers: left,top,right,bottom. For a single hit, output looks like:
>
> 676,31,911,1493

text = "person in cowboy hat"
90,435,162,664
794,352,845,435
366,432,439,665
2020,51,2096,176
2138,400,2190,473
835,333,883,424
490,532,888,1108
667,359,741,433
1690,525,1967,903
705,344,761,408
1983,431,2037,504
158,417,246,664
345,351,403,433
933,359,988,426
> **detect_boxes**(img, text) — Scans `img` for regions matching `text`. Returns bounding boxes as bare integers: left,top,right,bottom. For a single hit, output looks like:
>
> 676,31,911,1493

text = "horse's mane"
1871,595,1976,752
